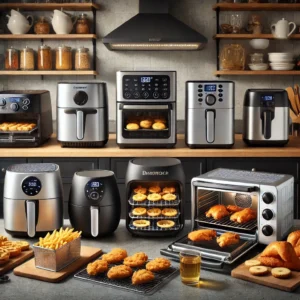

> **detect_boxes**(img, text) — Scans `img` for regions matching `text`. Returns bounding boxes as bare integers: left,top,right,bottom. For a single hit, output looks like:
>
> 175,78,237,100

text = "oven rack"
124,128,169,132
129,220,181,231
196,213,257,231
0,126,37,135
129,212,180,220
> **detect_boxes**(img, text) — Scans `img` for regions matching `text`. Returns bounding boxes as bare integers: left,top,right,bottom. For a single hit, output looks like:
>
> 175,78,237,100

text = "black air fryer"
69,170,121,237
125,158,185,237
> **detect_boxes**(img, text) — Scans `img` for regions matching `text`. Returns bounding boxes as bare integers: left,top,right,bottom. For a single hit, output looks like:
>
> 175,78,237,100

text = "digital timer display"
141,77,152,83
204,85,217,92
90,182,100,188
262,95,274,101
28,182,37,187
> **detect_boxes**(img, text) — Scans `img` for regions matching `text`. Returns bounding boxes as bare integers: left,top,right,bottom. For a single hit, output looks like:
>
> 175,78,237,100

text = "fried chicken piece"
123,252,148,267
146,258,171,272
101,248,128,264
188,229,217,242
87,260,108,276
132,269,155,285
287,230,300,257
216,232,240,248
226,205,243,213
230,208,256,224
205,205,229,220
258,241,300,271
107,265,133,280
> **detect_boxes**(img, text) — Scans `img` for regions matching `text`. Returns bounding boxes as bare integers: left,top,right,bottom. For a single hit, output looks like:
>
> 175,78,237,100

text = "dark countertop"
1,220,300,300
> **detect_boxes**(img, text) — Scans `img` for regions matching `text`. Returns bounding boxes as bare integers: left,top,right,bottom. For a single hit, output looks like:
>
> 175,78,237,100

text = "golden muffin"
152,122,166,130
140,120,153,129
126,123,140,130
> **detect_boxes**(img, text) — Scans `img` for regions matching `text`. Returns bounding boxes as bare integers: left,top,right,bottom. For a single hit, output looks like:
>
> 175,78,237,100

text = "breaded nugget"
107,265,133,280
2,241,29,251
1,245,21,258
146,257,171,272
101,248,128,264
134,186,147,194
162,187,176,194
124,252,148,267
132,269,155,285
87,260,108,276
188,229,217,242
148,186,161,193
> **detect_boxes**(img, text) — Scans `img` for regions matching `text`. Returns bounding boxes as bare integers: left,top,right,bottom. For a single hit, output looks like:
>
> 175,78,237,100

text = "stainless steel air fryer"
68,170,121,237
4,163,63,237
186,81,235,148
57,82,109,147
243,89,290,146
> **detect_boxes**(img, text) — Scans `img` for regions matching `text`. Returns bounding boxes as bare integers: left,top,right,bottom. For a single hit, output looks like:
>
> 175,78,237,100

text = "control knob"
74,91,88,106
205,94,216,106
262,192,274,204
262,225,273,236
262,209,273,221
10,103,19,112
0,99,6,106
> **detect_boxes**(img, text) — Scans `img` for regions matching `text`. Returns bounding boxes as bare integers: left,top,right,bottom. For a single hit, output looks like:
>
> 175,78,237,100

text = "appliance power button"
90,191,100,200
10,103,19,112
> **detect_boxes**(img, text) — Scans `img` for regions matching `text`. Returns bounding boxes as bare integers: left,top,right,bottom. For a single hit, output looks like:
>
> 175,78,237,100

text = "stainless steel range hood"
103,0,207,51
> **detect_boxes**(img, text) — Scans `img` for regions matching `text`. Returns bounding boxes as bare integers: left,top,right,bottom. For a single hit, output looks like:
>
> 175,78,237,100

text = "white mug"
271,18,296,39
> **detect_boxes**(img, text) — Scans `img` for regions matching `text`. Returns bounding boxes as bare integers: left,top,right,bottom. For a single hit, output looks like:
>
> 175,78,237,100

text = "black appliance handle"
193,182,257,193
160,249,224,270
263,111,272,139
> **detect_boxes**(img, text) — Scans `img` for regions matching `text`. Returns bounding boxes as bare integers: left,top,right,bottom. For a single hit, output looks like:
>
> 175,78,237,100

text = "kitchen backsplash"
0,0,299,123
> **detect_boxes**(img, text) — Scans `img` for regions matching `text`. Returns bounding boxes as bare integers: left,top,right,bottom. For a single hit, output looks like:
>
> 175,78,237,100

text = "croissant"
230,208,256,224
287,230,300,257
217,232,240,248
258,241,300,271
205,205,229,220
188,229,217,242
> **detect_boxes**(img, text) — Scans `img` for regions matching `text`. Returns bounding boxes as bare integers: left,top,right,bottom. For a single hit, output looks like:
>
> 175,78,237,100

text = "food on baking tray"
132,207,147,216
205,204,230,220
258,241,300,271
133,193,147,202
249,266,269,276
124,252,148,267
101,248,128,264
0,122,37,132
147,193,162,202
133,186,148,195
35,227,81,250
230,208,256,224
287,230,300,257
154,118,166,124
162,208,178,217
271,267,292,279
126,123,140,130
226,205,243,213
162,193,177,201
216,232,240,248
146,257,171,272
188,229,217,242
87,260,108,276
140,120,153,129
132,269,155,285
162,186,176,194
157,220,175,228
132,220,150,228
107,265,133,280
0,250,10,265
148,186,161,193
245,259,261,268
147,208,162,217
152,122,166,130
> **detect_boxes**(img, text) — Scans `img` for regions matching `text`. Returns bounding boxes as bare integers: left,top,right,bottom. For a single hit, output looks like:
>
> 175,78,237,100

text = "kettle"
51,10,77,34
6,9,33,34
271,18,296,39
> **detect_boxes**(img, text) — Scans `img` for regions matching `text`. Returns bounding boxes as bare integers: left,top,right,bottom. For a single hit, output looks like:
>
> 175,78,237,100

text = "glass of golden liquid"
180,250,201,286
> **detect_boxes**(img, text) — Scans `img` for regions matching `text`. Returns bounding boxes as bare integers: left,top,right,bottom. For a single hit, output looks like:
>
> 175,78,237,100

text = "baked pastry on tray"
287,230,300,257
188,229,217,242
230,208,256,224
205,204,229,220
216,232,240,248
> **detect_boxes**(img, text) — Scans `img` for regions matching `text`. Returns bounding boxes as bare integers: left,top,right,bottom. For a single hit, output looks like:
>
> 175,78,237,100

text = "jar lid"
7,46,18,52
39,45,51,50
22,46,33,51
56,45,72,51
79,13,87,18
76,47,89,53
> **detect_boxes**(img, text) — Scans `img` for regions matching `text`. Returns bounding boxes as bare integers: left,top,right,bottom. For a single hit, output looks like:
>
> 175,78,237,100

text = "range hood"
103,0,207,51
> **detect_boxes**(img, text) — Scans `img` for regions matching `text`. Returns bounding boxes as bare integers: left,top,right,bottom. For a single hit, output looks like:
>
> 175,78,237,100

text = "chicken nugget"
101,248,128,264
132,269,155,285
107,265,133,280
87,260,108,276
146,257,171,272
123,252,148,267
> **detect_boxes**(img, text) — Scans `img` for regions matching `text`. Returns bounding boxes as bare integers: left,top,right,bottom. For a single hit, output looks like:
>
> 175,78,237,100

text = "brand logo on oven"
142,171,169,176
73,86,87,89
149,38,161,42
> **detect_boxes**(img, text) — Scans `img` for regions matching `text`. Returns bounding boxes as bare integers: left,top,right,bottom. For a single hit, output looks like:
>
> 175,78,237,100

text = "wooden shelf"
0,70,97,76
214,34,300,40
214,70,300,76
0,34,97,40
0,3,100,12
213,3,300,11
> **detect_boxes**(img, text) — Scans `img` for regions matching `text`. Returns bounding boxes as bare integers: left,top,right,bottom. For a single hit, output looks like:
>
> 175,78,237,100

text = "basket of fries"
33,227,82,272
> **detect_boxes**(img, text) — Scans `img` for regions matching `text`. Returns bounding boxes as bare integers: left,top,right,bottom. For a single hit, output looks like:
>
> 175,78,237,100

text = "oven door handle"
194,182,257,193
120,105,170,110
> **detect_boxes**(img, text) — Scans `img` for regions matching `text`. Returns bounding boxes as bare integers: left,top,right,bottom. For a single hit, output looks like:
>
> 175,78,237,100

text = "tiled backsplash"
0,0,299,124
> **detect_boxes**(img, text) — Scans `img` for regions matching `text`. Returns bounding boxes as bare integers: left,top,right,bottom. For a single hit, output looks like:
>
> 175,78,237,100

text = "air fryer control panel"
22,176,42,196
122,75,170,100
85,179,104,201
198,83,225,105
0,96,32,113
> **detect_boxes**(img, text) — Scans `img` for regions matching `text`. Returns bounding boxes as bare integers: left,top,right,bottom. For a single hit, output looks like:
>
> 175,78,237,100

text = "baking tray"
129,219,181,231
124,128,169,132
0,126,37,134
129,212,180,220
74,257,179,295
128,193,181,207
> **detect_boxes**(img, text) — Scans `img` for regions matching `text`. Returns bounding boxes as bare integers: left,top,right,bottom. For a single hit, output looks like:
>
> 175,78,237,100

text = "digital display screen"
204,85,217,92
10,97,22,103
90,182,100,188
262,95,274,101
28,182,37,187
141,77,152,83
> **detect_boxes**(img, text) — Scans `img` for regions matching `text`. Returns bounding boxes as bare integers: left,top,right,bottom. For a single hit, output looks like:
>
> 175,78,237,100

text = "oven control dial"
262,192,274,204
262,209,274,220
74,91,88,106
85,179,104,201
262,225,273,236
10,103,19,112
205,94,216,106
22,176,42,196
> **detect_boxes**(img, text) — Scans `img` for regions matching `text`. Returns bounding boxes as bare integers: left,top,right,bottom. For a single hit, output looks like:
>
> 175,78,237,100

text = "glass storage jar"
56,45,72,70
76,13,90,34
20,46,35,71
34,17,50,34
250,53,264,64
75,47,90,70
220,44,245,70
5,47,19,70
38,45,52,70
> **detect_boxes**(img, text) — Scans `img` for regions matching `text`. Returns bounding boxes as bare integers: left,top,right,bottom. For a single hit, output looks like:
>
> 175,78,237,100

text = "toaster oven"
161,168,294,270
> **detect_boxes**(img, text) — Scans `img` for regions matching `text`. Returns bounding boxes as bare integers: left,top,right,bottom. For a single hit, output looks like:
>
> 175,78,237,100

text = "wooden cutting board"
13,246,101,283
231,255,300,292
0,248,34,275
